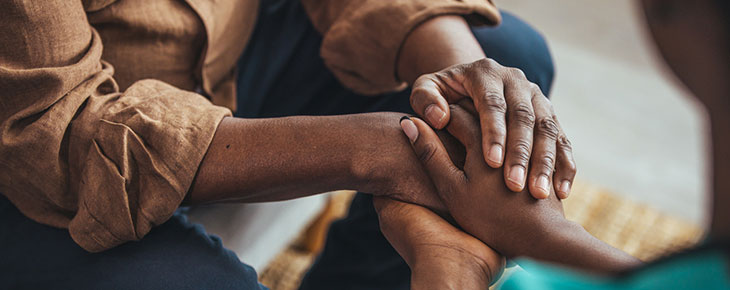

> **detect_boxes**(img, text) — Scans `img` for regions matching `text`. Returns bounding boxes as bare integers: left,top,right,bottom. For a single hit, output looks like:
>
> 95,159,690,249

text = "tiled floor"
497,0,709,226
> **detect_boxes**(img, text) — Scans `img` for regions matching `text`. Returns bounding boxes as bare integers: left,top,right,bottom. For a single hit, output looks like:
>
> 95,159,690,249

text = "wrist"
397,15,486,84
410,251,493,290
347,112,411,194
349,112,446,211
489,213,580,259
542,219,642,273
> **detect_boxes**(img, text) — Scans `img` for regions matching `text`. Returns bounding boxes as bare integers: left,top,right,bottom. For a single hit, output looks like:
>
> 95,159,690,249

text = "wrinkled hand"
374,197,505,289
410,58,576,199
399,104,566,257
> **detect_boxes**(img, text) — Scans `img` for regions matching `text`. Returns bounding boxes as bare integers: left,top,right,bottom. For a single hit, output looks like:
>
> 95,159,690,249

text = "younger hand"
374,197,505,289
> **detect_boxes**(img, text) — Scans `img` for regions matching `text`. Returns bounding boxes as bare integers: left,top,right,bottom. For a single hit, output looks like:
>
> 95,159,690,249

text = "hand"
373,197,505,289
351,112,470,213
409,58,576,199
399,104,565,257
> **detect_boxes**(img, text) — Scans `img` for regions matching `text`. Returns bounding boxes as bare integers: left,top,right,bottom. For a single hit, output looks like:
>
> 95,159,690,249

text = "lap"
0,196,265,290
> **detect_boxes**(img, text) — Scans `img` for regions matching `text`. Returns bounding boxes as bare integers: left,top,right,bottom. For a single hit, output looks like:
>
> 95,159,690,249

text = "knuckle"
418,142,438,164
537,153,556,171
536,117,560,139
410,86,435,108
510,103,536,128
477,57,497,67
508,67,527,79
558,135,573,151
479,93,508,114
510,139,532,164
474,58,502,75
528,83,543,94
435,67,459,80
527,82,553,98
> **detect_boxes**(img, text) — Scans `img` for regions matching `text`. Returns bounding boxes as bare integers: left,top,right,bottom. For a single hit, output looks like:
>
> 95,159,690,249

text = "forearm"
460,201,641,275
187,114,391,204
397,15,486,84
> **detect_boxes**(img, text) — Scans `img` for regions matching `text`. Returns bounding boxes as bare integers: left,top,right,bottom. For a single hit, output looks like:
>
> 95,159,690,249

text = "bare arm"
186,113,445,212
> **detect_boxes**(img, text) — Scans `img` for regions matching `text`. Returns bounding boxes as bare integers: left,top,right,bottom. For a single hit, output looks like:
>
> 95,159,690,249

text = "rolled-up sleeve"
301,0,501,95
0,1,230,252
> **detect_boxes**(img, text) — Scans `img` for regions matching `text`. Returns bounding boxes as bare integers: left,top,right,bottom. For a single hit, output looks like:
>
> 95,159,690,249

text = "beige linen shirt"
0,0,500,252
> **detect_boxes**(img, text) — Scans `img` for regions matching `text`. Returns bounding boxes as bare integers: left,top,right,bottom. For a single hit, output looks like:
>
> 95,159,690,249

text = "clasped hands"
374,58,576,288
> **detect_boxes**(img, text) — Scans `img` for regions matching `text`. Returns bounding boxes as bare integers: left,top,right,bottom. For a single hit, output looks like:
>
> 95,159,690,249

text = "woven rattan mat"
258,182,705,289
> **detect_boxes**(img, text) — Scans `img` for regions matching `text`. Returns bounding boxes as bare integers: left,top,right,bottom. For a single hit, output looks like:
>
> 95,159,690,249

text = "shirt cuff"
319,0,501,95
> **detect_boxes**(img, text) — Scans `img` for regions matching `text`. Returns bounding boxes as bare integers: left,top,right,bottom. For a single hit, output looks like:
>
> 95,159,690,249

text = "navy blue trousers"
0,0,553,289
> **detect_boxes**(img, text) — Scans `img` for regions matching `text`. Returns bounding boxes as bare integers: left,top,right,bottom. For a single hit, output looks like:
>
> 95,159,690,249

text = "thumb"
410,76,453,129
400,116,464,195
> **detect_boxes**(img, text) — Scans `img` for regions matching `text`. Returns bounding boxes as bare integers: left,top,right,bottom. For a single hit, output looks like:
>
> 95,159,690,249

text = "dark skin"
375,195,505,290
378,0,730,287
397,106,639,274
188,16,577,208
185,16,576,287
187,113,444,209
400,17,577,199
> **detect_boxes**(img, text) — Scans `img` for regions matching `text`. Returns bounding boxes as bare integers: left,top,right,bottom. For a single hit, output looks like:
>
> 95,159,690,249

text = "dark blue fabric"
0,195,266,290
235,1,554,120
0,0,553,289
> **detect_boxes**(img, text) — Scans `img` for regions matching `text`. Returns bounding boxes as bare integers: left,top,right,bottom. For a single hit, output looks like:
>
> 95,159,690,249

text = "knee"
471,11,555,96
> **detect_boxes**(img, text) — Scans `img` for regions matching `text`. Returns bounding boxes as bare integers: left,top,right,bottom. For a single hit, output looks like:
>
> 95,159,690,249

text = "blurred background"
499,0,710,227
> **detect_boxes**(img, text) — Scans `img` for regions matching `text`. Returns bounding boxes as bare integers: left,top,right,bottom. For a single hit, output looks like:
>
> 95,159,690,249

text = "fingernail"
508,165,525,188
400,117,419,143
536,175,550,197
425,105,446,127
487,145,503,167
560,181,571,197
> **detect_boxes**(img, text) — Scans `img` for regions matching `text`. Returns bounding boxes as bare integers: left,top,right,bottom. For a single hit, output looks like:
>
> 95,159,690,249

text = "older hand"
409,58,576,199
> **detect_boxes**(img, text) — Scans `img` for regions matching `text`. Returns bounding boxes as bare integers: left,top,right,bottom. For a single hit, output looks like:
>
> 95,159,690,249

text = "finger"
467,73,508,169
400,116,465,195
456,98,477,115
445,104,481,151
527,95,558,199
552,118,577,199
436,130,466,170
410,74,463,129
444,104,487,173
503,79,536,192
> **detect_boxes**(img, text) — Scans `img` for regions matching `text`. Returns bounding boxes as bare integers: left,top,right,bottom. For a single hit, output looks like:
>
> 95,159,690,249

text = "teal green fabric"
499,249,730,290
